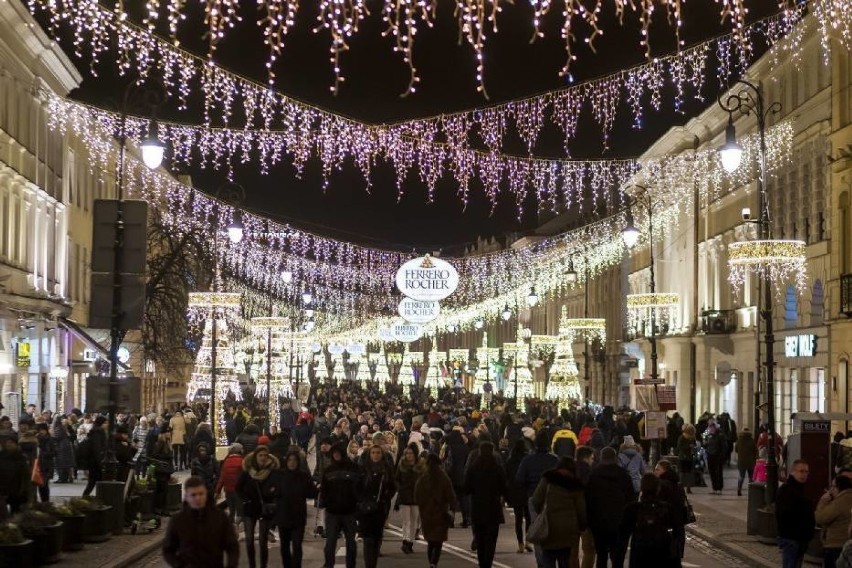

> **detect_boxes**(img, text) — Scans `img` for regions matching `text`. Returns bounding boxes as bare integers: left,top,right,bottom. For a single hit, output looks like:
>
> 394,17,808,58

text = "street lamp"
227,212,244,244
718,79,786,508
139,123,166,169
280,269,293,284
621,208,641,249
474,319,484,330
527,286,539,307
302,290,313,306
565,260,578,285
501,303,512,321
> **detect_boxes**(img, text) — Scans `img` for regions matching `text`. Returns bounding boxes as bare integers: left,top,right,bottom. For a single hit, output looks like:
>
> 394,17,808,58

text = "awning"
58,317,130,370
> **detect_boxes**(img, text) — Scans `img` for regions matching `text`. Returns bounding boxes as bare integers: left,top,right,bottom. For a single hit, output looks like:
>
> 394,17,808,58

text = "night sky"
47,0,781,250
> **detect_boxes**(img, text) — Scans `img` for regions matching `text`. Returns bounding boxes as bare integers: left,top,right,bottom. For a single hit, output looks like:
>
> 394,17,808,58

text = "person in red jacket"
215,443,245,526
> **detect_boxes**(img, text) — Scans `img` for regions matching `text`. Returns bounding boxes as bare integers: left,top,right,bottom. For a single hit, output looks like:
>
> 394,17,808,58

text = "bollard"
747,481,766,535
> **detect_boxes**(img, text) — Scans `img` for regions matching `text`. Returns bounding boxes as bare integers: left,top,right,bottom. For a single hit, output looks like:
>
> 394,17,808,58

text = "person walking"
442,428,470,527
237,445,281,568
190,443,219,495
169,410,188,470
735,428,758,496
215,443,245,527
52,416,74,484
81,416,107,497
816,475,852,568
463,441,507,568
585,447,635,568
617,435,646,494
34,423,56,502
776,459,815,568
274,450,318,568
516,430,559,565
676,425,698,494
415,453,457,568
395,443,426,554
504,439,532,553
321,444,362,568
360,444,396,568
654,459,687,565
149,427,175,515
531,457,587,568
162,475,240,567
704,423,726,494
620,473,679,568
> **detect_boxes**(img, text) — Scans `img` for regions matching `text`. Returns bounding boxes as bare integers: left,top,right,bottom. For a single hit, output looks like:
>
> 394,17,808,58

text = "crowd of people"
5,382,852,568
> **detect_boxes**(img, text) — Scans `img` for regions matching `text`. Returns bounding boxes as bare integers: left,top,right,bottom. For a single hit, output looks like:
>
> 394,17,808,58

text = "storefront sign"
16,341,30,368
785,334,817,358
398,298,441,324
395,255,459,302
391,322,423,343
802,421,830,433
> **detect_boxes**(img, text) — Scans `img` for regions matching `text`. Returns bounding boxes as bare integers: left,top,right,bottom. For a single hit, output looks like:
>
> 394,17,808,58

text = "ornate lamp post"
718,80,805,508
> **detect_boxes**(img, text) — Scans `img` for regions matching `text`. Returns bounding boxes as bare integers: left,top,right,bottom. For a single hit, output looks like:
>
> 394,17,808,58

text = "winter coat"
414,468,456,542
816,489,852,548
37,434,57,477
585,462,636,531
504,452,530,509
85,428,108,469
657,469,687,527
0,447,30,509
170,415,187,445
274,467,317,529
215,454,244,494
515,449,559,497
703,431,725,457
162,502,239,568
191,455,220,493
617,447,646,493
395,458,426,506
531,469,587,550
776,477,816,543
313,450,333,485
676,434,696,463
463,453,507,526
131,424,149,462
18,431,39,467
734,432,758,472
442,431,470,487
236,452,281,520
53,423,75,470
620,496,678,568
190,429,215,460
320,457,362,515
235,430,259,456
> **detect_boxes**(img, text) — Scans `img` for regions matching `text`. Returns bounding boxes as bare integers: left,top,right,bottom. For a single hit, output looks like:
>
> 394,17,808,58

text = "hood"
840,438,852,448
738,431,754,441
543,469,584,491
243,451,280,480
591,462,630,481
619,447,640,458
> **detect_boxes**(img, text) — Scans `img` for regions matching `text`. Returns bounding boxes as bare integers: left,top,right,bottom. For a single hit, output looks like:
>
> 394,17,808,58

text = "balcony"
625,321,671,342
842,274,852,317
700,309,737,335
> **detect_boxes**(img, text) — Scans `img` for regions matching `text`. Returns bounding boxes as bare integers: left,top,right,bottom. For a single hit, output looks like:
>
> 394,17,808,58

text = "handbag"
526,486,550,544
683,487,696,525
357,476,383,515
256,480,277,519
31,449,45,487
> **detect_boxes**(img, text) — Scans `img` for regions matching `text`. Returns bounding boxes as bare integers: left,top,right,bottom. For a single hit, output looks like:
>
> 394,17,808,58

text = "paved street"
128,503,750,567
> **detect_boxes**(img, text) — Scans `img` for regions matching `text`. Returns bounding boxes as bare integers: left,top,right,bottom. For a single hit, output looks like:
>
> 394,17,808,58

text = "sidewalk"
685,464,783,567
39,472,189,567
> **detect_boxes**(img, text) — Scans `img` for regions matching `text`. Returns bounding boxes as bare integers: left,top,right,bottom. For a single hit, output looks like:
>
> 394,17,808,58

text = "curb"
686,524,776,568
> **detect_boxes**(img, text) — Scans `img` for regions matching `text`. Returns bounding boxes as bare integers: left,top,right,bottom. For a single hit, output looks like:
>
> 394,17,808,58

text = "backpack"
633,502,672,549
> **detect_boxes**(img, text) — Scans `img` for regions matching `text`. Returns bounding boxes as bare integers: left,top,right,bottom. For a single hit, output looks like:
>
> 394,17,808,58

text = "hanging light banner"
391,322,424,343
395,255,459,302
398,297,441,324
378,326,395,342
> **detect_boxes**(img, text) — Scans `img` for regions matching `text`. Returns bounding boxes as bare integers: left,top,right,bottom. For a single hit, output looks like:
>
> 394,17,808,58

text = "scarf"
244,452,280,481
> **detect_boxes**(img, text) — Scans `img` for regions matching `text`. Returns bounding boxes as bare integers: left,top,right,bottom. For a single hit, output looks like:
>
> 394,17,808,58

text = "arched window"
784,285,798,328
811,279,825,326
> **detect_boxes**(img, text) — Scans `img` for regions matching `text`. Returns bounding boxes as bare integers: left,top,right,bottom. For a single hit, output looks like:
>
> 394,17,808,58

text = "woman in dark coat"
463,441,507,568
415,453,457,568
655,459,687,564
676,424,698,493
237,445,281,568
620,473,679,568
395,443,426,554
274,450,317,568
504,439,532,553
52,416,75,483
360,444,397,568
35,423,57,502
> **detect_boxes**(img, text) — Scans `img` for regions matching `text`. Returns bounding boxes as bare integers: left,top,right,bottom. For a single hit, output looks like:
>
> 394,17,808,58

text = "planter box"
0,539,34,568
166,483,182,512
30,521,63,565
81,506,112,543
59,515,85,552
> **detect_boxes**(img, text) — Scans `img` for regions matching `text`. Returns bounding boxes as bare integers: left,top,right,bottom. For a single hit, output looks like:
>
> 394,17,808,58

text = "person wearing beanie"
216,443,245,526
463,441,507,568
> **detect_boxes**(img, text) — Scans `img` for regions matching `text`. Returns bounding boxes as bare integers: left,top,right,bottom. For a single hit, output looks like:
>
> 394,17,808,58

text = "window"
784,285,798,328
811,280,825,326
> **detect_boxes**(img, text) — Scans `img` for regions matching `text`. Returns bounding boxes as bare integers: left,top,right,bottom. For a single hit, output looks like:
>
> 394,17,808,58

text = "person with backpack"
620,473,679,568
585,447,635,568
617,436,646,494
530,457,587,568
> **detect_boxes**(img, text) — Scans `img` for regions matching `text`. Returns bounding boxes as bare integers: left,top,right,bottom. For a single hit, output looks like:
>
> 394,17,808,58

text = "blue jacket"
515,450,559,497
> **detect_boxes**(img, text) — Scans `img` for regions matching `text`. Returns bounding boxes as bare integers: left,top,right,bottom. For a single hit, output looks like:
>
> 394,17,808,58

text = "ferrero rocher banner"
395,254,459,302
391,321,423,343
398,297,441,324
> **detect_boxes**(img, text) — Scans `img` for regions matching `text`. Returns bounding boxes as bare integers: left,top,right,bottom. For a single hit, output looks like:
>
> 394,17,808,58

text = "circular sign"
117,347,131,364
395,255,460,302
398,297,441,324
391,322,423,343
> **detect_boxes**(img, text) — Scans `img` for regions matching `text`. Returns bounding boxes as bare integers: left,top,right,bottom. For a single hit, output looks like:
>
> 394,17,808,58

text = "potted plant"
166,476,183,512
13,509,63,565
0,521,34,568
68,497,112,543
34,502,84,553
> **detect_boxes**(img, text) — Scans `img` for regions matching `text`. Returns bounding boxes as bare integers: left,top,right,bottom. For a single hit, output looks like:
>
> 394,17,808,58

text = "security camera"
741,207,752,221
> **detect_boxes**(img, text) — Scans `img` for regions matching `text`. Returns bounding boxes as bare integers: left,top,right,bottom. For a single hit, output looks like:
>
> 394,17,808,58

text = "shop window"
811,279,825,326
784,285,798,328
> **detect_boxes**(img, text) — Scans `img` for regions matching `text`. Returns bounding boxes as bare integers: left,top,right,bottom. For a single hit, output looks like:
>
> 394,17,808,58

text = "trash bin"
747,481,766,536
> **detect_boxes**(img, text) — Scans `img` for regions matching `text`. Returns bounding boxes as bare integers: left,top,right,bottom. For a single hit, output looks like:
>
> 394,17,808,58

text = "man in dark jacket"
83,416,108,496
776,459,815,568
444,430,470,526
0,432,30,515
586,446,636,568
516,430,558,496
463,442,507,568
321,445,361,568
163,475,239,567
